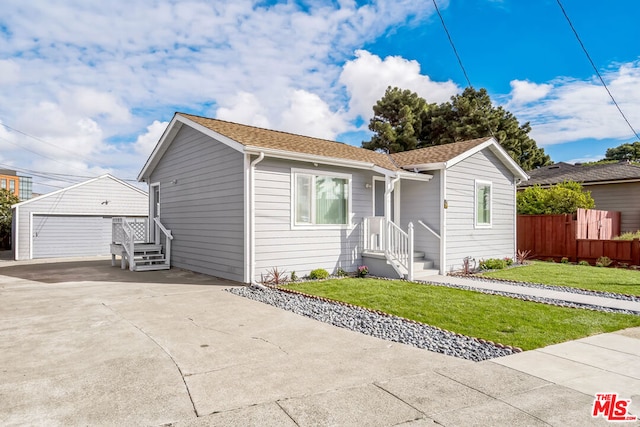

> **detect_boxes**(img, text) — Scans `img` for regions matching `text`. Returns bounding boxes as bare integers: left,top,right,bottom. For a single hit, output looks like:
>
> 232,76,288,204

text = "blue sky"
0,0,639,192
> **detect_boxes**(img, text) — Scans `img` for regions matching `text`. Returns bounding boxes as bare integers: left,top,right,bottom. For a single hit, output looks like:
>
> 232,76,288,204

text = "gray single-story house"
522,161,640,233
138,113,528,283
12,174,148,260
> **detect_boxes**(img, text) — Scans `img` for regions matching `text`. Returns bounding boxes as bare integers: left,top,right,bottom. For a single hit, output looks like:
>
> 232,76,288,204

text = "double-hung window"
475,180,492,227
293,169,351,227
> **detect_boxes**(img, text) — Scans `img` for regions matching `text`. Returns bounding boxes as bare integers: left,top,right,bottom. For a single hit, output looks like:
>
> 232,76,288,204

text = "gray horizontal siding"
399,173,441,268
14,176,147,260
586,183,640,233
253,158,375,280
149,125,245,282
446,149,516,272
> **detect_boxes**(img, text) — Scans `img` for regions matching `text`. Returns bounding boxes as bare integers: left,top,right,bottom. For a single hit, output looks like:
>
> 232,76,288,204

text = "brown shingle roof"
522,161,640,186
180,113,399,171
390,137,492,167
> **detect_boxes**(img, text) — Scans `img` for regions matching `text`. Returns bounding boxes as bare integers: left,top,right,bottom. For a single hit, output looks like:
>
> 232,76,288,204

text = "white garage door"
32,215,113,259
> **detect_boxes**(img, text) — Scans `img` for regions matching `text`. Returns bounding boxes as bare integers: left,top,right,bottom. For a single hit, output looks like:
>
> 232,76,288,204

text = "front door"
373,178,397,222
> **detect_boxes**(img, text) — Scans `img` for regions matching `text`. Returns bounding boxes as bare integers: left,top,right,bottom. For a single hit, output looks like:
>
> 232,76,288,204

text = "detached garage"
12,174,148,260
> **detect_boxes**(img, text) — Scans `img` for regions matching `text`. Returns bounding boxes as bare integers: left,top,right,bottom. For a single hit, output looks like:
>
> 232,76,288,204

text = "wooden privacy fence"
517,209,640,265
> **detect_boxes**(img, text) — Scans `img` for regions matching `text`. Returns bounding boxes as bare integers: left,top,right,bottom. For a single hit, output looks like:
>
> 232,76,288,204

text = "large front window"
293,170,350,226
475,180,492,227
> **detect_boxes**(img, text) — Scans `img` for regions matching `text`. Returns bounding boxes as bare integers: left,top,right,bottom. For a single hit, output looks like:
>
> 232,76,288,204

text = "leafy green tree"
517,181,595,214
362,87,432,153
363,86,552,170
604,141,640,161
0,189,19,249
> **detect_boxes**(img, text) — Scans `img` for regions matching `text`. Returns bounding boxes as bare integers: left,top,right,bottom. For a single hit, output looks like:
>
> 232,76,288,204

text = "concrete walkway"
425,274,640,313
1,259,639,426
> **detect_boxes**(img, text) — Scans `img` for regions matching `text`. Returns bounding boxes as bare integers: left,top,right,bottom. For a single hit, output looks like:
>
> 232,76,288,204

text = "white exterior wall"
399,172,441,268
253,157,377,280
445,149,516,272
13,176,148,260
148,125,245,282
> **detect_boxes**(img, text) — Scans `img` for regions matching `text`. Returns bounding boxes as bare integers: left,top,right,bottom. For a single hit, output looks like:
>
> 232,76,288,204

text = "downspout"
513,177,521,261
250,152,265,287
440,168,447,274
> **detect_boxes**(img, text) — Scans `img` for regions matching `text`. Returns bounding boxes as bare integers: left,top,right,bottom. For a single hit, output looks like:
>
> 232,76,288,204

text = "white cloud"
279,90,348,140
339,50,460,121
507,61,640,146
508,80,553,105
216,92,271,129
134,120,169,157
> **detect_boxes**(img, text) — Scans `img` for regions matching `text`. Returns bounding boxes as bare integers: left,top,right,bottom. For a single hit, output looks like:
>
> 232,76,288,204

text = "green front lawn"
481,261,640,296
284,278,640,351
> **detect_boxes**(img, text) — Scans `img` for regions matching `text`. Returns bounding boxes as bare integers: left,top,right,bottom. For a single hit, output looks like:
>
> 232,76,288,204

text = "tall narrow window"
293,170,350,226
475,180,492,227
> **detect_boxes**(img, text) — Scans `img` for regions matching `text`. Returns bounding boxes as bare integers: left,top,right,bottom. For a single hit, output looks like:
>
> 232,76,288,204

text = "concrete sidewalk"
424,274,640,313
1,259,639,426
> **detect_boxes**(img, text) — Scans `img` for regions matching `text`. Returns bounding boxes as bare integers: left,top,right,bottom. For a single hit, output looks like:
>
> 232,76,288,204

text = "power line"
431,0,472,89
555,0,640,141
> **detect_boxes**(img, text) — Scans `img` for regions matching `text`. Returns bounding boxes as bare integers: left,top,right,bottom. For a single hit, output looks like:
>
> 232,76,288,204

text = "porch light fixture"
171,179,178,184
365,183,372,189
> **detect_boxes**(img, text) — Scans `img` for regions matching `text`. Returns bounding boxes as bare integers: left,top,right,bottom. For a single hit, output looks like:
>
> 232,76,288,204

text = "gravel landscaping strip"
227,286,518,362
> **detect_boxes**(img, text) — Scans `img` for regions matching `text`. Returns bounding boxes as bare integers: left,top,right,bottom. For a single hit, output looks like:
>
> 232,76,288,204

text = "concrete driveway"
1,259,638,426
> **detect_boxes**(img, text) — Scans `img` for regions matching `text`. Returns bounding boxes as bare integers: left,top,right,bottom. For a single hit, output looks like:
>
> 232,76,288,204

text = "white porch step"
412,269,441,281
134,264,170,271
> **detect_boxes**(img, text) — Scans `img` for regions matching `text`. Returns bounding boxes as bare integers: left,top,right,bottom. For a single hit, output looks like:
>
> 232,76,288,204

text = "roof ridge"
178,112,352,147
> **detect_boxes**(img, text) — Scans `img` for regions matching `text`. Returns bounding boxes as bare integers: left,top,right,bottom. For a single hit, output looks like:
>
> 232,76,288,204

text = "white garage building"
12,174,148,260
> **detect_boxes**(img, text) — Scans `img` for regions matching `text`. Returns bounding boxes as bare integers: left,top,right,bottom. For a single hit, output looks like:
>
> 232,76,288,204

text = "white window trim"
474,179,492,228
291,168,352,230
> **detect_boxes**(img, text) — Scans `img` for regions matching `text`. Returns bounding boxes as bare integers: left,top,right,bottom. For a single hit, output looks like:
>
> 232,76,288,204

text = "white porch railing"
112,217,148,244
153,217,173,268
363,217,414,281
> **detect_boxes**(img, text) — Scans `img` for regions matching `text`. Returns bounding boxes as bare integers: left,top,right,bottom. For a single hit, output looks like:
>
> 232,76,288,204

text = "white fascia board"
397,171,433,181
244,146,381,171
445,138,529,181
11,174,134,208
137,115,183,181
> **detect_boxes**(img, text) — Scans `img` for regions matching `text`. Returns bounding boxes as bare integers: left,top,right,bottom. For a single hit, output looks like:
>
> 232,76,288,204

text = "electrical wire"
555,0,640,141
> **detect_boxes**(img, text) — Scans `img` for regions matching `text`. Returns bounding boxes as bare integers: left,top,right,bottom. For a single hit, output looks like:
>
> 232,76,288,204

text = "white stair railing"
363,217,414,281
122,219,136,271
153,217,173,268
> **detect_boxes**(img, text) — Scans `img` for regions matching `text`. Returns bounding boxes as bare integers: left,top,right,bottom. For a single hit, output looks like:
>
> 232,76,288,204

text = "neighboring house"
138,113,527,283
522,161,640,233
12,174,148,260
0,169,32,201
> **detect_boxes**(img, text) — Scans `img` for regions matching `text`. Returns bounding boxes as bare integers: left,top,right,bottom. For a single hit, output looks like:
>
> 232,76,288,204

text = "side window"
475,180,492,227
292,170,351,227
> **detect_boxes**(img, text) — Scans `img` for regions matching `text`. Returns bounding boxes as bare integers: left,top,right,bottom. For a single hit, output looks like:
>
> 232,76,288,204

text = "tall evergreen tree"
604,141,640,161
362,86,552,170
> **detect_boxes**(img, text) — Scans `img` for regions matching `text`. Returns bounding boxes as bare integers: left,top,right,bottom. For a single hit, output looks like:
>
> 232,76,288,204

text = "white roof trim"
402,162,446,171
138,114,247,181
444,138,529,180
244,146,387,172
396,171,433,181
12,174,147,209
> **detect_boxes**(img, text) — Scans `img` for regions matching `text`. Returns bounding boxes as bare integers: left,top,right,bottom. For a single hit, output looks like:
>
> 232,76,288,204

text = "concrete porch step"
412,269,441,281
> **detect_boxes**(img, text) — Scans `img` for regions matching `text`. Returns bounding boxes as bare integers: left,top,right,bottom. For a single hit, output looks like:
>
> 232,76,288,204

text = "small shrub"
357,265,369,278
516,249,532,264
546,258,556,263
462,256,476,274
614,230,640,240
309,268,330,280
578,260,590,266
560,257,569,264
503,257,513,266
596,256,612,268
290,271,298,281
479,258,508,270
336,267,349,277
262,266,288,285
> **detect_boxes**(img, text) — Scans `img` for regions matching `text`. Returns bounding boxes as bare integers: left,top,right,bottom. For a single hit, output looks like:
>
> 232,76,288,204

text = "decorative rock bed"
227,285,520,362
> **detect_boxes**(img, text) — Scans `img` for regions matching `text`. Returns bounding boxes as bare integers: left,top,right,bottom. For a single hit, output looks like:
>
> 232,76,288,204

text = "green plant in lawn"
504,257,514,266
357,265,369,278
596,256,612,267
336,267,349,277
479,258,508,270
290,271,298,282
309,268,330,280
560,257,569,264
285,278,640,350
578,260,590,266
